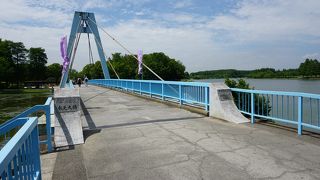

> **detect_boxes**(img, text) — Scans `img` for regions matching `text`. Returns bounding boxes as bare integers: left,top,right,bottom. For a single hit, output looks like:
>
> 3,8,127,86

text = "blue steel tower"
60,11,110,88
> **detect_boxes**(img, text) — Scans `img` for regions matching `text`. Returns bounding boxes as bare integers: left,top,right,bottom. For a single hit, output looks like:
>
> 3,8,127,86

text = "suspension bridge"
1,12,320,180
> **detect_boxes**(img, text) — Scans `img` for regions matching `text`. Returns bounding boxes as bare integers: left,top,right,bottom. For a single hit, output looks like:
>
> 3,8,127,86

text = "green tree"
0,39,15,87
142,52,186,80
0,57,15,88
46,63,62,84
225,78,271,116
28,48,48,80
69,69,79,81
9,42,28,87
299,59,320,77
105,52,187,81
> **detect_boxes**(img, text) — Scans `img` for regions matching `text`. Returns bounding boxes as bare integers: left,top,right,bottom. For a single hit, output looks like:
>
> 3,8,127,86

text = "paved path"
52,86,320,180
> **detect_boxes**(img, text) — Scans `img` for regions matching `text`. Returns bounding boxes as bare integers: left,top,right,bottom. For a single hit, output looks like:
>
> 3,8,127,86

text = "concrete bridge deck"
44,85,320,180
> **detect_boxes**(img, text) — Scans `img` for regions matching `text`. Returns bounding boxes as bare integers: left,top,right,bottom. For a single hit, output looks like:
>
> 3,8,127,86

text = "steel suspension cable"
87,17,164,81
86,22,120,79
87,32,94,64
69,20,83,72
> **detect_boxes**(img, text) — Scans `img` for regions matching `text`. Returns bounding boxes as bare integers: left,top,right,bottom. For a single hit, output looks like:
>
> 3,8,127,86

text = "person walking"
84,76,89,87
77,77,82,87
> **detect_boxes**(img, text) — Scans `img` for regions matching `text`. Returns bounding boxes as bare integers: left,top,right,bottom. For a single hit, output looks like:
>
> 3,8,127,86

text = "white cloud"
173,0,193,9
81,0,114,11
206,0,320,44
0,0,73,27
0,0,319,73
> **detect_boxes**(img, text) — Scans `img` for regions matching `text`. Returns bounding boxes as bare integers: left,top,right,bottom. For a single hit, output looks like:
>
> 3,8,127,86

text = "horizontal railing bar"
302,123,320,131
0,117,37,173
231,88,320,99
254,114,298,125
89,79,209,111
93,79,210,87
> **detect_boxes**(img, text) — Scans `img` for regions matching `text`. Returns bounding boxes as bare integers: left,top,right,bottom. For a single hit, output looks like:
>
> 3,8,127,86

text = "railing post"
205,87,209,111
179,84,182,105
34,125,42,176
45,104,52,152
298,96,303,135
251,93,255,124
140,81,142,95
162,83,164,100
149,82,152,97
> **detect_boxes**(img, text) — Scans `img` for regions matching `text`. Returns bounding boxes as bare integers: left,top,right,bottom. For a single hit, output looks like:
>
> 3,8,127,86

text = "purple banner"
138,50,143,75
60,36,69,74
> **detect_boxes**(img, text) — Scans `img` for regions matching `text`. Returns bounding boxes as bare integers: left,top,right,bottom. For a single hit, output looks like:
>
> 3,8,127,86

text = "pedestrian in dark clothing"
77,78,82,87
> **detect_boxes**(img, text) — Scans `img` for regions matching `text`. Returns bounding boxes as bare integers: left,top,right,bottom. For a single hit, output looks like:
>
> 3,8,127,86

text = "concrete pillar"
209,83,249,124
54,88,84,147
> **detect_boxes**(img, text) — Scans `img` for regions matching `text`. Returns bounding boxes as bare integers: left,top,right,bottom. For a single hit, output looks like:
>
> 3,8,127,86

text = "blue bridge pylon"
60,11,110,88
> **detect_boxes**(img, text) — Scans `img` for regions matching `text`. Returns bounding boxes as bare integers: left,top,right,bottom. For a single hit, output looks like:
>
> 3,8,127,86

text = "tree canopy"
298,59,320,77
191,59,320,79
0,38,52,88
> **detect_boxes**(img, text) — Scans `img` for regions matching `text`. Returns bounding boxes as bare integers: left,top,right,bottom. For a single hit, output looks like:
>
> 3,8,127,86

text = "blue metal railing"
231,88,320,135
89,79,210,111
0,117,41,179
1,97,53,152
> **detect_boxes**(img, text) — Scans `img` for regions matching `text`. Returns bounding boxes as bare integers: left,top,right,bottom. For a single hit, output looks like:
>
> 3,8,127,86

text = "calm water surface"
0,89,51,124
198,79,320,94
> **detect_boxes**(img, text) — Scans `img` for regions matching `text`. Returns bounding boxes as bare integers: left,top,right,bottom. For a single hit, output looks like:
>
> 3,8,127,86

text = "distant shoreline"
189,77,320,81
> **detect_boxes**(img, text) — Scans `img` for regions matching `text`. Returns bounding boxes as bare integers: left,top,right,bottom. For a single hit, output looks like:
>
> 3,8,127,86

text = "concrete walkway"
51,85,320,180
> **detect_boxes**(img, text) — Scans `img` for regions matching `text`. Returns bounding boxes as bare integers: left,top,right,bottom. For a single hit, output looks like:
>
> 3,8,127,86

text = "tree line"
190,59,320,79
0,39,63,88
69,52,188,81
0,38,188,88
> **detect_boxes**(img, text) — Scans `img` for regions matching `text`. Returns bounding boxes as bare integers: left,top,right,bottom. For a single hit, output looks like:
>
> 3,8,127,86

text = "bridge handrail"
0,117,41,179
89,79,210,111
101,79,211,87
231,88,320,99
231,88,320,135
1,97,53,152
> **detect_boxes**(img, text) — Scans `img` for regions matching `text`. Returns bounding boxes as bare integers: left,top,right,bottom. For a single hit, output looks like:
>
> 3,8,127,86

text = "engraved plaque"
55,97,80,113
218,89,232,101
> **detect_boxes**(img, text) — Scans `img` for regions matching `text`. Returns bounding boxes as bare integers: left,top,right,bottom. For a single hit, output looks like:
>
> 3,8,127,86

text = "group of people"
73,76,89,87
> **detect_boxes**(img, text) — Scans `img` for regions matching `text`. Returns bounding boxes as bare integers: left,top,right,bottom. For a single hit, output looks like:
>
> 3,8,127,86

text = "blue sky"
0,0,320,72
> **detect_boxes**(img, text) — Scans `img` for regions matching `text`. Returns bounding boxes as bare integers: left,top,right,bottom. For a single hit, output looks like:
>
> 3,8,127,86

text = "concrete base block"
54,88,84,147
209,83,249,124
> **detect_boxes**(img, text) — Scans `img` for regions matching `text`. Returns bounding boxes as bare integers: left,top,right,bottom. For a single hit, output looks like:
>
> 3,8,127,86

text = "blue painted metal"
0,117,41,179
251,93,255,124
298,96,302,135
60,11,110,88
231,88,320,135
1,97,53,152
89,79,210,111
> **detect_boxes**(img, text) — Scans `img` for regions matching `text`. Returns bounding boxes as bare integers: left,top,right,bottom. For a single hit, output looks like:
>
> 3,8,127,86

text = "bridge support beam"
209,83,249,124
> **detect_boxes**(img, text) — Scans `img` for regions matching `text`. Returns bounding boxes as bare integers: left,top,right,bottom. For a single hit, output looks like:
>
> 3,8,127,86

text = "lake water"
0,89,52,124
197,79,320,94
197,79,320,131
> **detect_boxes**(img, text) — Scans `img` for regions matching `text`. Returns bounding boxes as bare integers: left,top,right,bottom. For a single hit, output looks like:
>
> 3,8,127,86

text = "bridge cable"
87,33,94,64
85,20,95,64
68,20,84,74
86,22,120,79
87,17,164,81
